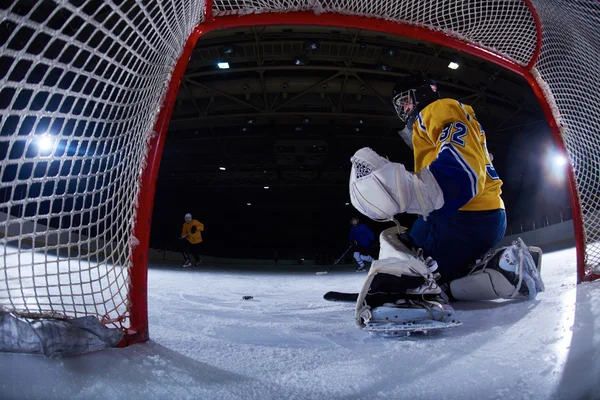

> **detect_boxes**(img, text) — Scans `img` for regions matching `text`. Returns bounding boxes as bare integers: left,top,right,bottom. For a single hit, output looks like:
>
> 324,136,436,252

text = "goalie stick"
323,291,358,302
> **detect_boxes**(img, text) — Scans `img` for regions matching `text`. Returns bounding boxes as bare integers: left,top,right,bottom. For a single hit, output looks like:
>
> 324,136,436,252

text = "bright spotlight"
264,186,270,190
448,61,459,70
217,62,230,69
37,136,54,152
219,166,226,171
544,148,567,184
555,155,567,167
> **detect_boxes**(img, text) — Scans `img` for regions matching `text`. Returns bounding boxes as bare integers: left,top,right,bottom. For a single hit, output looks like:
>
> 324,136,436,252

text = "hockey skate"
182,260,192,268
362,295,460,336
354,226,461,336
356,263,368,272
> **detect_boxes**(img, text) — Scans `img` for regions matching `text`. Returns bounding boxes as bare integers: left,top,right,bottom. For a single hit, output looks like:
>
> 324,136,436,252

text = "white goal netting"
530,0,600,275
1,0,598,346
0,1,204,334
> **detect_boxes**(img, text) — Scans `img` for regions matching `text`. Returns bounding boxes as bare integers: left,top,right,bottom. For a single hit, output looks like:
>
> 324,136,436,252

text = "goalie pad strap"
449,269,518,301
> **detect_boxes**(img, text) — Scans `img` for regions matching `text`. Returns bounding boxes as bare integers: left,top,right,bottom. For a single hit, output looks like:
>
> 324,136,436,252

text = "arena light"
448,61,460,70
303,41,319,51
544,148,568,184
246,203,252,206
555,154,567,167
295,56,309,66
217,62,230,69
219,166,226,171
264,186,269,189
37,136,54,152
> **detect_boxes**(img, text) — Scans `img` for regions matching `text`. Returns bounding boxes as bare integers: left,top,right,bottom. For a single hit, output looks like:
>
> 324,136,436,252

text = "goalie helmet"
392,75,439,129
184,213,192,222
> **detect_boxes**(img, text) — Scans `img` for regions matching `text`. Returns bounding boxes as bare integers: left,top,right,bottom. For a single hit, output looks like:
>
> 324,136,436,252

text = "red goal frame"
125,0,590,346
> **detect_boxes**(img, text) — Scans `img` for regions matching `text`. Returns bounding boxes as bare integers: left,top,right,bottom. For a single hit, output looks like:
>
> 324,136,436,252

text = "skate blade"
365,320,462,336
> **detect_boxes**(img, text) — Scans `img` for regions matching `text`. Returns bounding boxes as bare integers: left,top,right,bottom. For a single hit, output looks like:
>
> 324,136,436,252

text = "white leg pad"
355,257,431,327
450,269,518,301
378,226,416,261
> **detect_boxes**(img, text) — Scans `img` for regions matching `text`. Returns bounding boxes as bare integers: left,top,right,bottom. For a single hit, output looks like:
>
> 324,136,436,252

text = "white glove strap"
349,148,444,221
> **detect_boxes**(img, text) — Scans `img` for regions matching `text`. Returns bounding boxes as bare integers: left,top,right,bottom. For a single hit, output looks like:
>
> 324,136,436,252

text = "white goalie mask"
392,77,439,129
392,89,417,125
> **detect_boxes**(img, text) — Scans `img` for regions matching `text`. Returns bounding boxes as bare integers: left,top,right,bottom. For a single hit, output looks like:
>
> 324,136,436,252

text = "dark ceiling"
151,25,570,259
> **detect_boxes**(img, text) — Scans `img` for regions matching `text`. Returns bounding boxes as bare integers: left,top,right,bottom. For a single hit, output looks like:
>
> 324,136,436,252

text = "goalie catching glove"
349,147,444,221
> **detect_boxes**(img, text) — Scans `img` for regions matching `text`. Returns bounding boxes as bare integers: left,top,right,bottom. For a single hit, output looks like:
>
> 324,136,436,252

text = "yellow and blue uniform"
408,98,506,283
413,98,503,215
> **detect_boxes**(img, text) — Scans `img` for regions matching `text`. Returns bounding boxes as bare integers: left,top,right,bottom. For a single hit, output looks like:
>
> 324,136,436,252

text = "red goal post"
0,1,598,348
142,0,600,343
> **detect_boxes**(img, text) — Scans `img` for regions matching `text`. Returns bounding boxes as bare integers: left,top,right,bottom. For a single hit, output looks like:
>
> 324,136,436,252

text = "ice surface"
1,247,599,400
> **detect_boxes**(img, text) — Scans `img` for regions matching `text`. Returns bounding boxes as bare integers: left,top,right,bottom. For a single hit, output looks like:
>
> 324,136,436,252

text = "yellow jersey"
412,98,504,215
182,219,204,244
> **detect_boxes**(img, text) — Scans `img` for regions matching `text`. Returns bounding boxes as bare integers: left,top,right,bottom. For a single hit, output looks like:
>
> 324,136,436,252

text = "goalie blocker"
354,226,544,334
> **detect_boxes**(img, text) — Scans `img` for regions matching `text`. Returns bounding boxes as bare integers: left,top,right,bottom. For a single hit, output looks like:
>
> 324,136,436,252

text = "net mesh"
529,0,600,276
1,0,598,339
0,1,204,328
352,160,372,180
212,0,538,67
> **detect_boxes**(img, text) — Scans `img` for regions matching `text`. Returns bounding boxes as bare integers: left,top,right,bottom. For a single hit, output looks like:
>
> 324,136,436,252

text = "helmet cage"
393,89,417,125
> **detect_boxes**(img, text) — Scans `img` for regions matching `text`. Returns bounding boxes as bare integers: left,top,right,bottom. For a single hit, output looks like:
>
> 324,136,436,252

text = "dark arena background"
151,26,572,261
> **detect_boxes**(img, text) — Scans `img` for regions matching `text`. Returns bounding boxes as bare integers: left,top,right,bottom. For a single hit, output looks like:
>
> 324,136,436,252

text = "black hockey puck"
242,296,254,300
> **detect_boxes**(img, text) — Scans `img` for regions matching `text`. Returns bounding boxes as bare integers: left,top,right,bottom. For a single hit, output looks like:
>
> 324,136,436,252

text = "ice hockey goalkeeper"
348,75,544,334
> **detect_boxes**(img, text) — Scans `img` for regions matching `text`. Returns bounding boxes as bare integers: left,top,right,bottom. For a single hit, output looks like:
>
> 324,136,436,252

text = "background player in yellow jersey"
348,76,544,309
180,213,204,267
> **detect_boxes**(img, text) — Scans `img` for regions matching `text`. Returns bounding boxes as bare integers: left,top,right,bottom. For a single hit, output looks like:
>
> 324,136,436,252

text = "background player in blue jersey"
349,216,375,271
